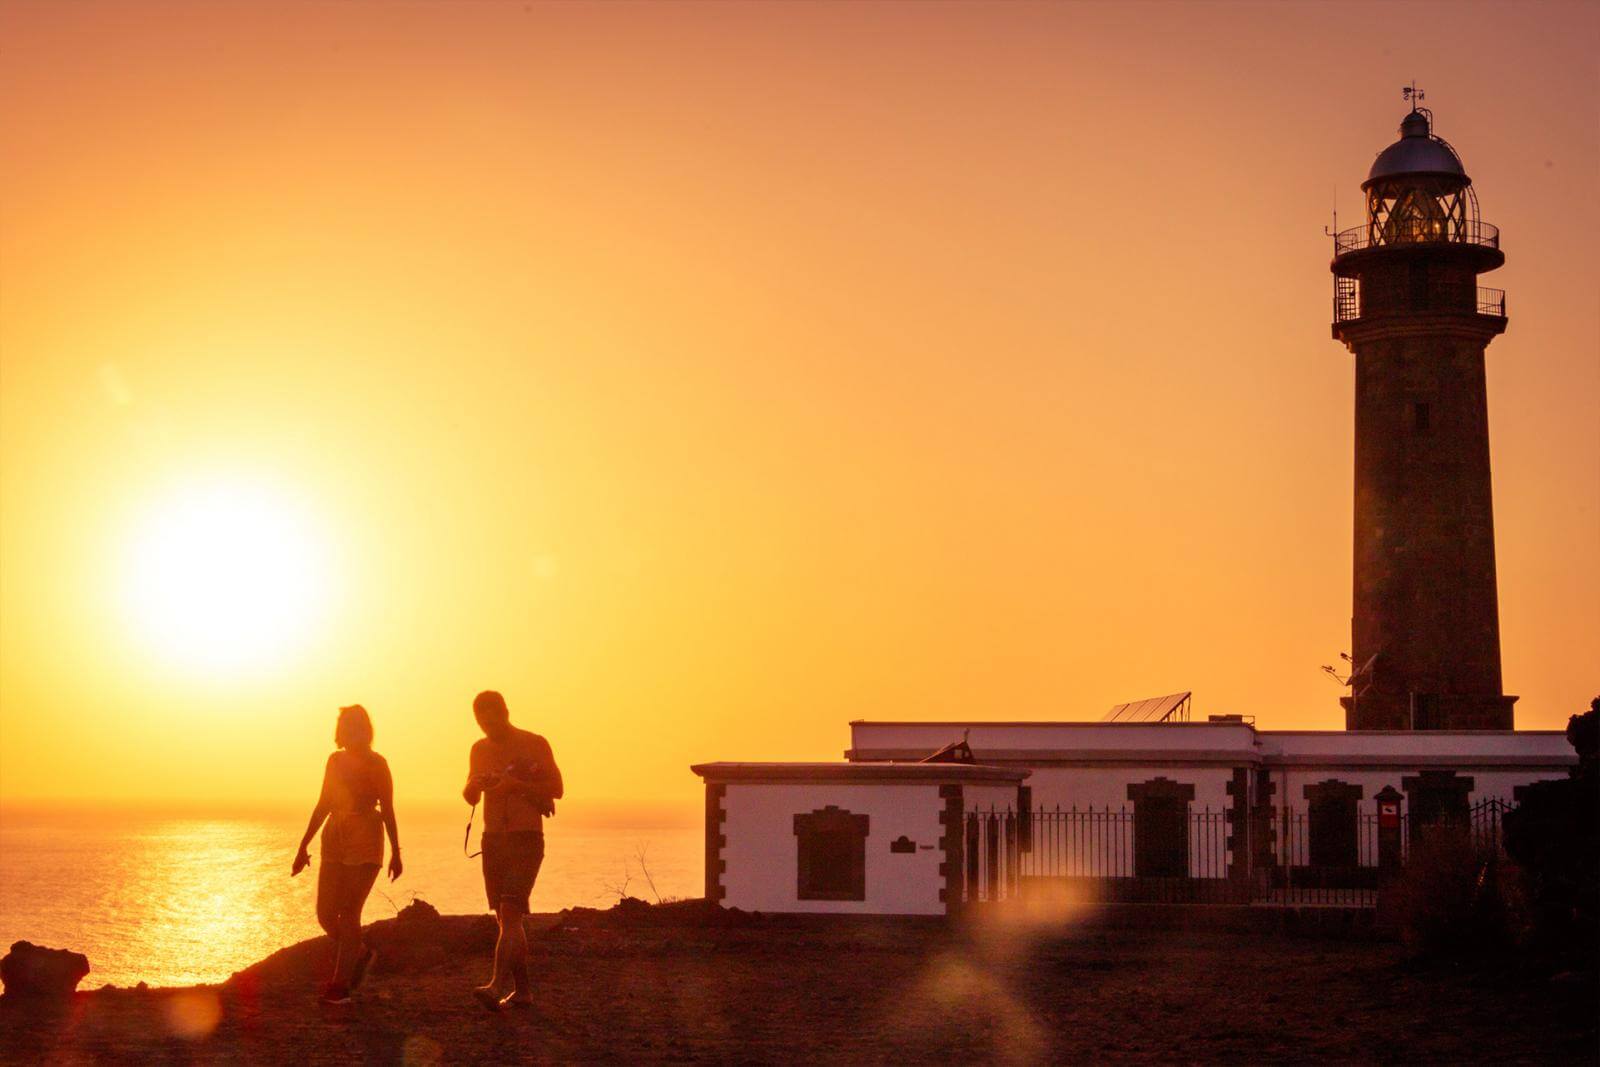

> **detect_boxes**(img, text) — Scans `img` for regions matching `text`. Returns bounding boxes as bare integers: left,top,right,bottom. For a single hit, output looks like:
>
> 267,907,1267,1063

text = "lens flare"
163,988,222,1040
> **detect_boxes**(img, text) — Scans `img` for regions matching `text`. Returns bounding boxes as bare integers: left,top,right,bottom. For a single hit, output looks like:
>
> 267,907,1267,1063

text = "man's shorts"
481,830,544,912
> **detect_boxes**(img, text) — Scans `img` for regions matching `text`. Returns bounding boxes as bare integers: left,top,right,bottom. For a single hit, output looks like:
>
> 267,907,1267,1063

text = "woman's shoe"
320,982,352,1005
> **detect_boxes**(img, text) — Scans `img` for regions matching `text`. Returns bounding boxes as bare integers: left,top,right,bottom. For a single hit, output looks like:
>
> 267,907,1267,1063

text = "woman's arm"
378,757,402,881
293,756,334,874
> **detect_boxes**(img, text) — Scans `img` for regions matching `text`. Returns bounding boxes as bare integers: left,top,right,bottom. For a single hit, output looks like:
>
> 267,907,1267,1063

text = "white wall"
1015,764,1237,814
1262,731,1573,760
1273,765,1571,813
720,782,948,915
850,721,1257,757
963,782,1023,814
963,767,1237,880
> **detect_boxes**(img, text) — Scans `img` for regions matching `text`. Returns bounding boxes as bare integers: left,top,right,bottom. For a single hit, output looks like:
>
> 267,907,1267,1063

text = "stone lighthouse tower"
1330,91,1515,731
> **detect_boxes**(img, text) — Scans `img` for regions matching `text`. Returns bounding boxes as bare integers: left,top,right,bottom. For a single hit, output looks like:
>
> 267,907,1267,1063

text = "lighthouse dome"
1364,110,1467,186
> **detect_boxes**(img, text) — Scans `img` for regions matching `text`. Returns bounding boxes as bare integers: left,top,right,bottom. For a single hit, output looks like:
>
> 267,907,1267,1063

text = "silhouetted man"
463,689,563,1010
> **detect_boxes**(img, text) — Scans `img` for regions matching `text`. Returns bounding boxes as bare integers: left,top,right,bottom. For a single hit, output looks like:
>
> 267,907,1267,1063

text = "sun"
124,481,332,672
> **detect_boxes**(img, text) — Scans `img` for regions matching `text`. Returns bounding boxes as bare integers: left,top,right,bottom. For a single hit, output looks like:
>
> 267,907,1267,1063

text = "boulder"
1,941,90,999
396,898,442,926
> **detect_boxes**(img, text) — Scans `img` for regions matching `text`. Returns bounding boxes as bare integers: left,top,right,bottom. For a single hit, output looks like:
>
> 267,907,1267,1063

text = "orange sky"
2,1,1596,816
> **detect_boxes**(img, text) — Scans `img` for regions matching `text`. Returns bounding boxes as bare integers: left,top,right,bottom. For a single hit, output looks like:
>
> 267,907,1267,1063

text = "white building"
693,761,1027,916
693,703,1576,914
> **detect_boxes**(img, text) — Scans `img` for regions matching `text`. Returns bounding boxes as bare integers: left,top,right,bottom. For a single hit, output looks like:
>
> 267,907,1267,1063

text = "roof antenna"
1323,186,1338,238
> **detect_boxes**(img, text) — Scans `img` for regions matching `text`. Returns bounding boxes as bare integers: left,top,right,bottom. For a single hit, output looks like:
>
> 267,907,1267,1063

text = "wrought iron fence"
1268,809,1383,907
964,806,1242,905
1406,796,1508,855
962,798,1510,910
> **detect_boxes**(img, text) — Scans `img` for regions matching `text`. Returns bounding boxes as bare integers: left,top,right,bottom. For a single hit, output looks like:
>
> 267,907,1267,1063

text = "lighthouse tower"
1330,90,1515,731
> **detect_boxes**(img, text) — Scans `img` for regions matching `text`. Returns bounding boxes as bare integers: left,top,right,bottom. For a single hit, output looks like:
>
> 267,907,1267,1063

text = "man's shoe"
472,985,503,1013
320,983,352,1005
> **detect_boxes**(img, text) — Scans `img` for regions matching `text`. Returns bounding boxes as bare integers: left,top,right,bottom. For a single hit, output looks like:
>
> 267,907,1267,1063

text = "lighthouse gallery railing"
1332,218,1499,257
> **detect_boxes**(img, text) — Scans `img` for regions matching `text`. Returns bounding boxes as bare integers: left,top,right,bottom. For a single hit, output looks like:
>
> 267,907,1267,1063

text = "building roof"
845,720,1577,770
690,761,1029,784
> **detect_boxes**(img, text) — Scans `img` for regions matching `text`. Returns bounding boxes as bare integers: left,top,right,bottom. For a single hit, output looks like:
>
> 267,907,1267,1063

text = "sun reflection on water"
0,810,700,988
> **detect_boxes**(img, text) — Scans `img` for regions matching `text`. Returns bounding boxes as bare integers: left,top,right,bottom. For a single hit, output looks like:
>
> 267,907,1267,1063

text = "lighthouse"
1330,89,1515,731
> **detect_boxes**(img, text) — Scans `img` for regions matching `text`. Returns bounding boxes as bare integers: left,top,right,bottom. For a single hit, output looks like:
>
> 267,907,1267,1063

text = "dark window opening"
1127,778,1196,879
1413,401,1430,433
794,806,869,901
1133,796,1188,878
1403,771,1474,836
1018,786,1033,853
1308,796,1359,868
965,813,980,889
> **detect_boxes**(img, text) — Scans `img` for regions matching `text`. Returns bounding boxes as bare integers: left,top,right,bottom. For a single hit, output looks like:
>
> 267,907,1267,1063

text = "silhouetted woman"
292,704,402,1004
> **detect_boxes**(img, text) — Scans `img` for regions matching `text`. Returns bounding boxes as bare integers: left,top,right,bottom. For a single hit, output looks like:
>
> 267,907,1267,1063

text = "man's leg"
507,959,532,1005
493,900,527,993
474,836,506,1008
505,833,542,1005
472,900,521,1009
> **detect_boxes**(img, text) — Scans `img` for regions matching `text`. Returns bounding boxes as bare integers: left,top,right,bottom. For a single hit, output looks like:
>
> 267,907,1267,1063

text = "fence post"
1375,786,1403,883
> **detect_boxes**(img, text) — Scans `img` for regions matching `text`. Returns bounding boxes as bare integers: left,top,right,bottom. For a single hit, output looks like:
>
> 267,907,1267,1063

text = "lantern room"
1330,99,1506,330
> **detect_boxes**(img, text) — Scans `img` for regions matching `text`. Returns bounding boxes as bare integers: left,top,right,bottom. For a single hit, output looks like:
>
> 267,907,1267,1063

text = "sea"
0,807,702,989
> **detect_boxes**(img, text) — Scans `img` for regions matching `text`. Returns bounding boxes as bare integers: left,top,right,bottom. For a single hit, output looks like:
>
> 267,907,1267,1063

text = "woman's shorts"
481,830,544,912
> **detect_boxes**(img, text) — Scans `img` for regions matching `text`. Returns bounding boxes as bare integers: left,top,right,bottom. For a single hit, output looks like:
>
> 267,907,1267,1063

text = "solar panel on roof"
1101,691,1192,723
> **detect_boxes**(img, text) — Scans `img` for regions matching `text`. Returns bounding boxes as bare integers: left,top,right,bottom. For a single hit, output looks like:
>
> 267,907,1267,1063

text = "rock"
1,941,90,999
397,898,442,925
548,896,759,934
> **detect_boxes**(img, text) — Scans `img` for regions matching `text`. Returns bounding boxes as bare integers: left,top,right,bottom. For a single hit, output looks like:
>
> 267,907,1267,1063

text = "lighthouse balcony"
1331,219,1499,258
1333,280,1505,325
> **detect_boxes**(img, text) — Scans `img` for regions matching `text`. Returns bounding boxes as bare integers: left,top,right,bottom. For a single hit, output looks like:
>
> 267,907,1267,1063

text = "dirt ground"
2,900,1594,1064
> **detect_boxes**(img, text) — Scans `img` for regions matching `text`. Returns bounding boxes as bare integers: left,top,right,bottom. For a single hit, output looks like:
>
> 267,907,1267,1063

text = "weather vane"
1403,81,1425,109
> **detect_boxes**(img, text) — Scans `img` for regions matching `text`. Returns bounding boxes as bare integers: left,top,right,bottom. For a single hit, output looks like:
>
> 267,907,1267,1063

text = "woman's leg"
330,863,381,989
316,858,340,938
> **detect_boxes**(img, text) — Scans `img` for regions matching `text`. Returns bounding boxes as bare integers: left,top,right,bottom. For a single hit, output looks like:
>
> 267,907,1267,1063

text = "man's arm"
535,735,563,801
506,735,562,803
463,742,492,804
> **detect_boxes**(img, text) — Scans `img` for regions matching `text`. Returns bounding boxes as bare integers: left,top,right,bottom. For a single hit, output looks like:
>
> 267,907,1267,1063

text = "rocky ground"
1,899,1594,1064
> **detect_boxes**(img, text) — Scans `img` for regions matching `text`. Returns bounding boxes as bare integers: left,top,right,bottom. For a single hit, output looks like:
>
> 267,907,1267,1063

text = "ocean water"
0,808,701,989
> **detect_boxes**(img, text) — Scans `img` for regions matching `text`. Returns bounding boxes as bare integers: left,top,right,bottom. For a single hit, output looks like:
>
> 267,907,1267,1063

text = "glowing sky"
1,1,1596,813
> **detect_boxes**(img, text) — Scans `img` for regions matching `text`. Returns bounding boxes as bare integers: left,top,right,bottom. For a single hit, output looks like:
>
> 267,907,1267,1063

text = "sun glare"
124,482,331,672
